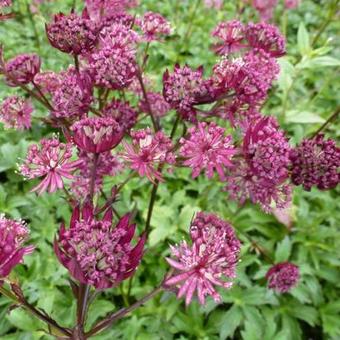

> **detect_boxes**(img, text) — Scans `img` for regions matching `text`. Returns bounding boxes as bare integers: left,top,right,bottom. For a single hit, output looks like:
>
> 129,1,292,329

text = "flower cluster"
165,212,240,305
46,10,98,55
266,262,300,293
179,122,235,180
103,99,138,131
0,96,32,129
138,12,171,42
163,64,214,121
71,117,124,154
4,53,41,86
290,135,340,191
121,128,175,183
225,117,292,212
51,68,93,119
19,138,80,195
55,204,145,289
139,92,171,117
0,215,34,278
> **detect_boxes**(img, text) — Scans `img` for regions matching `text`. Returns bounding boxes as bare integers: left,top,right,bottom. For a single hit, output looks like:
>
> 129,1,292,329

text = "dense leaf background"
0,0,339,339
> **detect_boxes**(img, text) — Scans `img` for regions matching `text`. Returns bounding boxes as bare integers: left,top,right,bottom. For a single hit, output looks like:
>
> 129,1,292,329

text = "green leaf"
297,23,310,56
6,309,42,332
300,56,340,68
285,110,326,124
219,305,242,340
275,236,292,262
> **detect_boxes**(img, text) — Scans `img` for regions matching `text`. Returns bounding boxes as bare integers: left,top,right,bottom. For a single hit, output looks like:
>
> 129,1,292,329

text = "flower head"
51,68,93,119
204,0,223,9
121,128,175,183
289,135,340,191
284,0,299,9
225,159,292,212
266,262,299,293
54,204,145,289
0,215,34,278
245,22,285,58
89,45,137,90
0,1,12,7
165,212,240,305
5,54,41,86
71,117,124,153
211,20,245,55
85,0,137,22
19,138,80,195
33,71,62,94
252,0,278,22
0,96,32,130
71,151,123,199
163,64,214,121
46,10,98,55
243,117,290,182
103,99,138,131
180,122,235,180
138,12,171,41
139,92,170,117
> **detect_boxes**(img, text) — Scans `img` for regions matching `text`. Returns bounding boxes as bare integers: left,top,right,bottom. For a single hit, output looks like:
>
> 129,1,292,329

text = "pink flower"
0,0,12,7
204,0,223,9
19,138,80,195
163,64,214,121
225,159,292,212
121,128,175,183
211,20,245,55
71,117,124,154
98,23,139,52
103,99,138,131
33,71,62,94
179,122,235,180
46,10,98,55
243,117,290,182
71,151,123,199
89,45,137,90
266,262,299,293
139,92,170,117
252,0,278,21
245,22,286,58
0,96,32,130
54,204,145,289
4,54,41,86
165,212,240,305
284,0,299,9
85,0,137,22
0,215,34,278
138,12,171,42
289,135,340,191
51,68,93,119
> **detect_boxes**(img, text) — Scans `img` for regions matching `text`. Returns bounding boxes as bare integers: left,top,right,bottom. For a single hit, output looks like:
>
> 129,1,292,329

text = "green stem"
311,106,340,138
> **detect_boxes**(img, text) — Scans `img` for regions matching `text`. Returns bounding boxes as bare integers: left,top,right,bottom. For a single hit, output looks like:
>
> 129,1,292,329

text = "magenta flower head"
139,92,171,118
138,12,171,42
284,0,299,9
4,53,41,86
243,116,290,182
121,128,175,183
211,20,245,55
0,0,12,8
89,45,137,90
52,68,93,119
103,99,138,131
179,122,235,180
165,212,240,305
266,262,299,293
0,96,32,130
71,117,124,154
19,138,81,195
54,204,145,289
225,159,292,213
0,215,34,278
163,64,214,121
245,22,286,58
46,10,98,55
33,71,61,94
289,135,340,191
252,0,278,22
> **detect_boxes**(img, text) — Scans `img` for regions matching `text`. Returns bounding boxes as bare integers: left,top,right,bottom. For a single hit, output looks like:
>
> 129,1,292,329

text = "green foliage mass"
0,0,339,339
